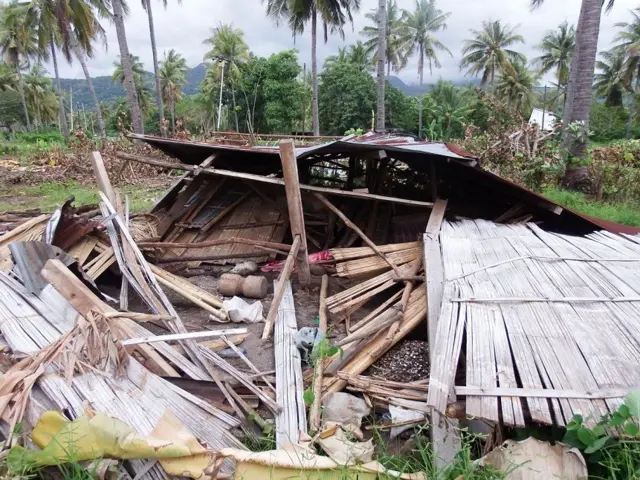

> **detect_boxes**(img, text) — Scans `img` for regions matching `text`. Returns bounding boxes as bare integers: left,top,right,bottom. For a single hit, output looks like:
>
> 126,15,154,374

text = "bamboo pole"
309,274,328,433
138,237,292,252
279,139,311,285
262,235,301,340
313,193,403,278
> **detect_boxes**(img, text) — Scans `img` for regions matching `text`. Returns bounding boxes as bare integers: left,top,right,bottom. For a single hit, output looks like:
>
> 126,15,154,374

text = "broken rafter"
138,237,292,252
116,151,196,171
308,274,328,434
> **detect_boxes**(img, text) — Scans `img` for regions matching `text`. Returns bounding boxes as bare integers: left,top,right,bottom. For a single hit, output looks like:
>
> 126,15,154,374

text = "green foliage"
319,62,376,135
590,103,629,142
422,80,474,139
262,50,308,133
0,89,26,127
562,391,640,479
385,82,417,132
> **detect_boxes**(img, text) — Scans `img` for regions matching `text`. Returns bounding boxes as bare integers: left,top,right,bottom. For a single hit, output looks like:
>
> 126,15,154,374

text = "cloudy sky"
49,0,638,85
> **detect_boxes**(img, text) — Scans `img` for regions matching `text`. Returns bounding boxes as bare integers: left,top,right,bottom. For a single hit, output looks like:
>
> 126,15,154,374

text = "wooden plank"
90,151,116,204
201,166,435,208
455,386,635,399
274,280,306,447
262,235,301,340
279,139,311,285
121,328,248,346
309,274,328,433
422,199,459,467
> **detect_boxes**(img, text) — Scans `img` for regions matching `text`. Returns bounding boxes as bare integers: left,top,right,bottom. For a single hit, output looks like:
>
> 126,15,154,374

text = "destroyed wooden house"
0,131,638,478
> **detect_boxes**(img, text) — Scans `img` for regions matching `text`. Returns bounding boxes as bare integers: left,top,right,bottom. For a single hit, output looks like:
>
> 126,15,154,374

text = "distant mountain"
388,74,481,96
184,63,207,95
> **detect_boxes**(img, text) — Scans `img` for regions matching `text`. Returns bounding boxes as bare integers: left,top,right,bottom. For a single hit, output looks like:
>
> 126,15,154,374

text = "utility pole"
541,84,548,130
69,87,74,131
216,61,225,131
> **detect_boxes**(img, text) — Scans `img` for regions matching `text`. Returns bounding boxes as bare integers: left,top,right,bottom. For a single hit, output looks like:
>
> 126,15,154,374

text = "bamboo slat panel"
427,219,640,428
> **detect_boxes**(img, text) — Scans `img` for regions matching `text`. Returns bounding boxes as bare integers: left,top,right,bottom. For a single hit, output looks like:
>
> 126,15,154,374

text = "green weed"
544,187,640,227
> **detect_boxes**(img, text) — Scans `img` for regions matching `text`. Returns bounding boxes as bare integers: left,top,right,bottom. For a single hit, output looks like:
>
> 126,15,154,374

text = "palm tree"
349,41,370,71
111,0,144,134
424,81,473,139
324,46,349,68
203,23,249,132
495,60,538,117
459,20,526,88
264,0,361,136
28,0,111,137
361,0,406,76
159,49,188,134
0,1,40,131
113,54,153,117
141,0,182,133
614,8,640,92
593,50,626,107
533,21,575,96
0,61,17,91
24,64,48,129
531,0,613,181
397,0,451,138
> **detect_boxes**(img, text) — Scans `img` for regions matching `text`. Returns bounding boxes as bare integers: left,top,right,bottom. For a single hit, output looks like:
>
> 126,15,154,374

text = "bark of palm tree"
144,0,165,133
169,98,175,133
561,0,600,188
418,44,424,138
311,7,319,136
375,0,386,132
112,0,144,134
15,66,31,131
50,42,69,139
73,41,106,136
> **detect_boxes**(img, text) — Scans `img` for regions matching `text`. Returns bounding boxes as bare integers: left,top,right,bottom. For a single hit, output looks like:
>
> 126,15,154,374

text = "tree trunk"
144,0,165,133
626,93,634,139
112,0,144,134
561,0,586,131
15,66,30,131
561,0,601,189
170,99,175,134
36,102,41,131
418,47,424,138
73,41,106,137
50,41,69,140
375,0,386,132
231,85,239,132
311,7,320,136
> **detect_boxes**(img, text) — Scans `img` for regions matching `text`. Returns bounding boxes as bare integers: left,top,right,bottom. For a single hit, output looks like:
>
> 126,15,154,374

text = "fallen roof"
428,219,640,428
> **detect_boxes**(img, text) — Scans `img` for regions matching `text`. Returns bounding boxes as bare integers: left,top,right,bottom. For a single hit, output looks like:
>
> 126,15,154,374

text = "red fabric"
261,250,334,272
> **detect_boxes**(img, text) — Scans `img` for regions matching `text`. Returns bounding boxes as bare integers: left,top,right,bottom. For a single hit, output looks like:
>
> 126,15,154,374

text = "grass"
0,180,165,213
544,187,640,227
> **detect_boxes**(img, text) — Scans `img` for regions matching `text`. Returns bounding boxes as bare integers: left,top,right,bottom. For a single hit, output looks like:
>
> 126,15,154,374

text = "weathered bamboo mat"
427,219,640,427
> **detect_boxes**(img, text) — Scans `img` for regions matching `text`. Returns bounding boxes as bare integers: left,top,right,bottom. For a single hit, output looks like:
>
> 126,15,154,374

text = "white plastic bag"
222,296,265,323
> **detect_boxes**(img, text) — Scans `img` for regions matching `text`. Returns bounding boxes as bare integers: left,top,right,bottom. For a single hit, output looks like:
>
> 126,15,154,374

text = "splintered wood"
427,219,640,428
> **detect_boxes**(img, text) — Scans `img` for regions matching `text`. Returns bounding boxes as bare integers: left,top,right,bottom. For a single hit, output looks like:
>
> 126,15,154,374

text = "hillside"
57,65,478,107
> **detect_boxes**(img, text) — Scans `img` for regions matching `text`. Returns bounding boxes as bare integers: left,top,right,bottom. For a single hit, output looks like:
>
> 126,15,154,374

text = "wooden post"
279,139,311,285
422,198,459,467
91,151,115,204
262,235,301,340
309,274,328,433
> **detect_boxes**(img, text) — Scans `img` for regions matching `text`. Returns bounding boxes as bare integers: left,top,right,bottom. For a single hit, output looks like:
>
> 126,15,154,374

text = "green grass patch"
544,187,640,227
0,180,164,213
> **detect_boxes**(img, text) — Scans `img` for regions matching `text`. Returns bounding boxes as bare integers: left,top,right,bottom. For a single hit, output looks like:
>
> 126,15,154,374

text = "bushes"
589,139,640,203
590,103,630,142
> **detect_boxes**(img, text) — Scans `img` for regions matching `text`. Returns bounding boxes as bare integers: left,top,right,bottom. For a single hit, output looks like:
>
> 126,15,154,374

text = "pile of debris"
2,132,633,479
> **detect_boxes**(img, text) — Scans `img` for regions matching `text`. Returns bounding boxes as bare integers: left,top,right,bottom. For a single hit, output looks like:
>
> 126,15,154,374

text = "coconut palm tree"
348,41,370,71
495,60,538,117
614,8,640,92
324,46,349,68
397,0,451,138
111,0,144,134
159,48,188,134
0,1,40,131
264,0,361,136
593,50,626,107
533,21,575,95
459,20,526,89
361,0,406,75
113,54,153,117
141,0,182,133
203,23,249,132
531,0,613,182
28,0,111,137
0,61,17,91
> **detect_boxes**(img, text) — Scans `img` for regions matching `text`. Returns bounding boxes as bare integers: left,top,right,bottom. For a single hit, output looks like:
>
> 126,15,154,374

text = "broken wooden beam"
279,139,311,285
262,235,301,340
121,328,247,346
313,192,403,278
116,151,196,171
91,151,116,204
138,237,292,252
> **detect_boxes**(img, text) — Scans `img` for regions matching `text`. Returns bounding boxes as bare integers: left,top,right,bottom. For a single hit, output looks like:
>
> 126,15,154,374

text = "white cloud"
49,0,638,87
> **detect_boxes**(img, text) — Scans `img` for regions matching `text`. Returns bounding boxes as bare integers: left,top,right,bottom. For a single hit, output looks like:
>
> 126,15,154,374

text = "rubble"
0,131,638,479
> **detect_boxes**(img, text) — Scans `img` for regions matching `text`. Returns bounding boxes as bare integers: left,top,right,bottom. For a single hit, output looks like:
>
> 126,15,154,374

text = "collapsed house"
0,131,638,478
